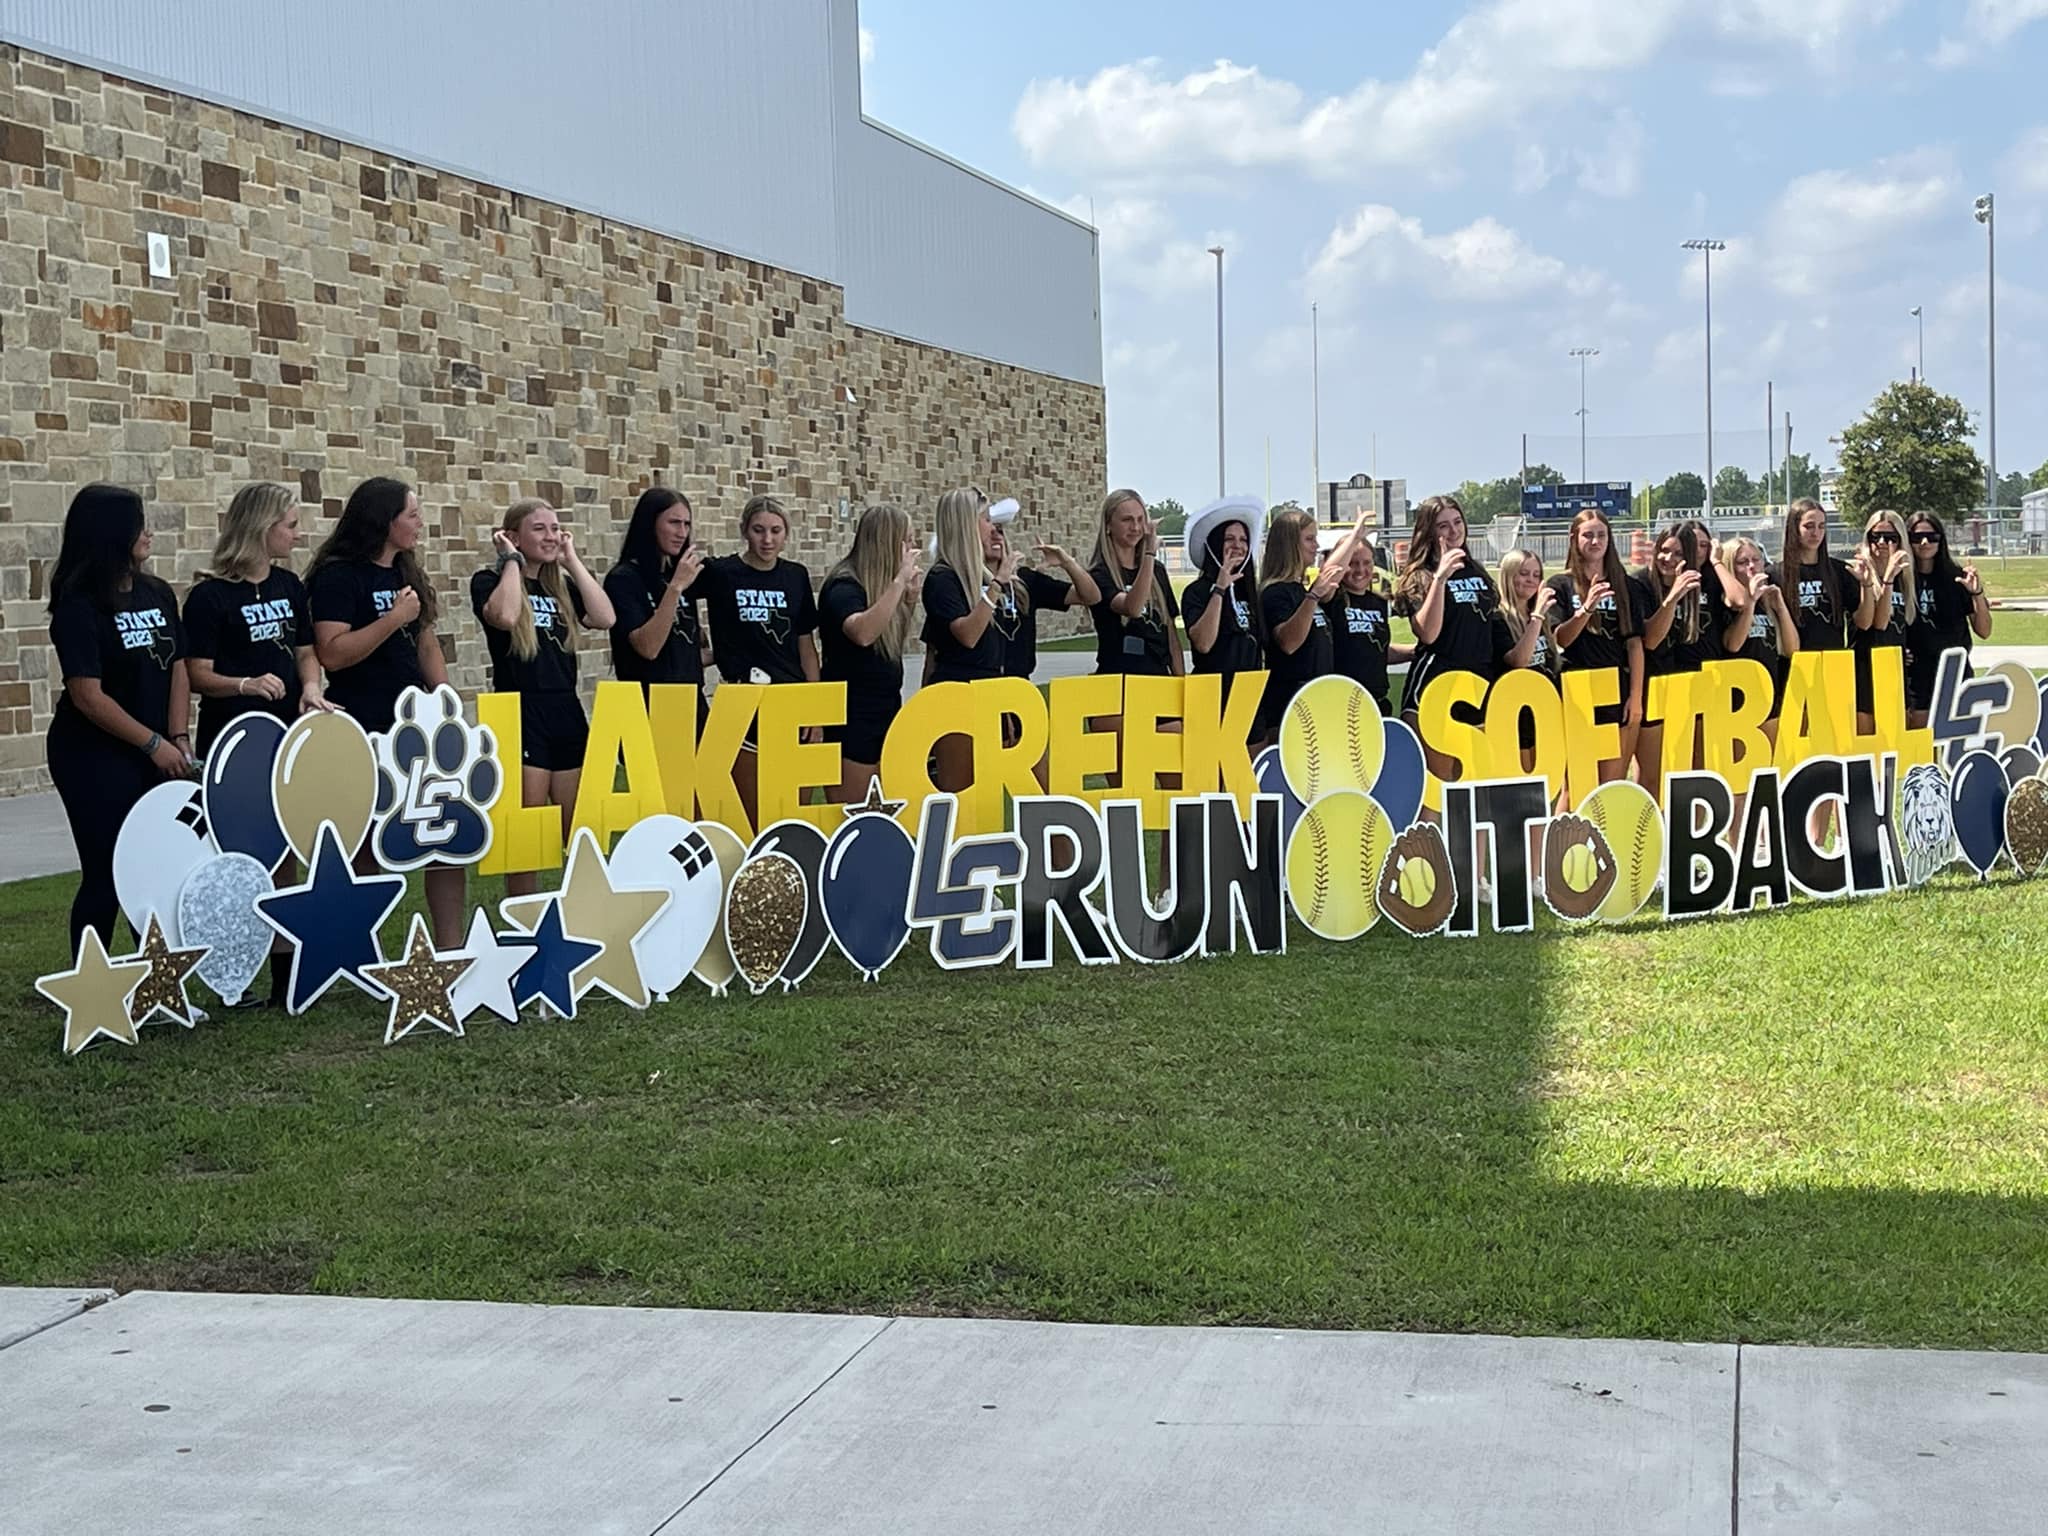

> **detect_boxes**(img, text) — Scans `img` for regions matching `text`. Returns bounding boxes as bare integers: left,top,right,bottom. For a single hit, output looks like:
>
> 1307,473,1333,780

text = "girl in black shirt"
999,527,1099,685
606,486,708,722
695,494,821,829
1545,507,1645,786
1848,510,1914,732
1256,507,1345,743
307,476,464,946
1327,538,1412,718
1395,493,1506,783
1635,522,1707,798
821,502,920,801
923,486,1020,792
1714,535,1799,735
472,497,615,897
1777,497,1873,658
1904,512,1991,727
1180,497,1264,725
46,484,192,953
184,481,328,758
1496,549,1559,773
1088,488,1184,680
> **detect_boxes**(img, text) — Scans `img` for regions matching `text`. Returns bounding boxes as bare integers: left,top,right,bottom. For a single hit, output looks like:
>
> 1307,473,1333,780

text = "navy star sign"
510,900,602,1020
256,821,407,1014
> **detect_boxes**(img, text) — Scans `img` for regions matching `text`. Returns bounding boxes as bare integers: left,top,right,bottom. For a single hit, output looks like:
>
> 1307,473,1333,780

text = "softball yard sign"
37,650,2048,1054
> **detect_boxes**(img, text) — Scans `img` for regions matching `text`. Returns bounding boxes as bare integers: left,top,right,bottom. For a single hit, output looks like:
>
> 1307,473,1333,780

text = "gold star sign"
362,914,475,1046
128,914,209,1030
38,929,150,1057
845,775,907,818
503,827,669,1008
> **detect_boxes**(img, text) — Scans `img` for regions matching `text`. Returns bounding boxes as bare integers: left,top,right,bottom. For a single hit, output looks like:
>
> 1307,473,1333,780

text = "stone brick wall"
0,43,1107,794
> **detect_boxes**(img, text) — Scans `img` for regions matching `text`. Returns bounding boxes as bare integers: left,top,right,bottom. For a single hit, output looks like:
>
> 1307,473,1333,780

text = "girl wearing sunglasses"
1850,510,1914,734
1903,512,1992,727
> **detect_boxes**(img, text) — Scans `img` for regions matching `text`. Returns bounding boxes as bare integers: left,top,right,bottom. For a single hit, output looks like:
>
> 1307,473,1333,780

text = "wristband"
142,731,162,757
236,676,248,696
172,732,190,743
496,549,526,572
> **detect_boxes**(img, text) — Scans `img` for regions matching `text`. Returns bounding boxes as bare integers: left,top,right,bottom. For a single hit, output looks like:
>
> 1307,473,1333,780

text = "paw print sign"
370,686,502,871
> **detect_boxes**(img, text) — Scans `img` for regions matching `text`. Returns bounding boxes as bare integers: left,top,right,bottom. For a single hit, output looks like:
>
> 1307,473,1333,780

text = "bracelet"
496,549,526,571
236,676,248,695
142,731,161,756
171,732,190,743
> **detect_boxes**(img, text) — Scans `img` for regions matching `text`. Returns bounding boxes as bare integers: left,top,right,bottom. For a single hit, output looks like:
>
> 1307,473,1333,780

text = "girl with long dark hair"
1635,522,1705,798
46,484,192,951
307,476,464,945
1777,498,1870,656
472,497,615,897
822,503,920,802
184,481,329,756
605,486,708,719
1395,493,1503,781
694,494,821,827
1545,507,1646,785
1181,497,1264,727
1903,511,1991,728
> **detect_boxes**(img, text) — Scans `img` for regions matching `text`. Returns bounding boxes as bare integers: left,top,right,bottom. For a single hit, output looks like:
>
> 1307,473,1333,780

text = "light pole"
1569,347,1598,482
1910,305,1924,383
1974,195,1995,511
1209,245,1226,497
1311,301,1321,499
1681,239,1725,511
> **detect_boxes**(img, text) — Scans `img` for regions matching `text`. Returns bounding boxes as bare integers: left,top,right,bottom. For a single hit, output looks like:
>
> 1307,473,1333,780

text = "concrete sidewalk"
1,1288,2042,1533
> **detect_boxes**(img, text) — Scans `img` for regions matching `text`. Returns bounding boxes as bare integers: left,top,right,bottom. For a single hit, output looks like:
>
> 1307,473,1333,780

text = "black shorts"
520,692,590,772
1905,654,1957,715
826,710,898,766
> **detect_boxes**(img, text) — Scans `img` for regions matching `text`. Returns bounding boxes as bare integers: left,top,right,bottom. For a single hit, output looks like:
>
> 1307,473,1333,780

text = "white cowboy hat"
1185,494,1268,568
988,496,1020,525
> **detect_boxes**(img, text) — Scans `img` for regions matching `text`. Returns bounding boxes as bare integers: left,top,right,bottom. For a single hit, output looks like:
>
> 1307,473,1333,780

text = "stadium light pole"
1973,195,1995,511
1569,347,1598,482
1682,239,1725,512
1209,245,1226,497
1311,301,1321,499
1910,305,1923,383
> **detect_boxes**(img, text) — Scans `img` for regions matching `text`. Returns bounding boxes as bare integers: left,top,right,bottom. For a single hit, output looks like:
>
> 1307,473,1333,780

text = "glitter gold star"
39,929,150,1057
845,775,907,818
502,827,669,1008
127,914,209,1030
362,914,475,1045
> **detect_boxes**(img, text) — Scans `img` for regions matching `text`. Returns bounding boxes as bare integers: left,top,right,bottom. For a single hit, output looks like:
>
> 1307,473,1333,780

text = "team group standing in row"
42,476,1995,984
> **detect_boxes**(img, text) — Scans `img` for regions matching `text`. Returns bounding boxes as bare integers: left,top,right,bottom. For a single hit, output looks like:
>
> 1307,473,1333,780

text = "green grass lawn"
4,865,2047,1350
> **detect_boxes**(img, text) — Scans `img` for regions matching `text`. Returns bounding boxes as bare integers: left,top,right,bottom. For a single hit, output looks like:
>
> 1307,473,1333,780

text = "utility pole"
1682,240,1725,511
1209,246,1226,496
1311,301,1321,501
1973,196,1995,510
1570,347,1598,482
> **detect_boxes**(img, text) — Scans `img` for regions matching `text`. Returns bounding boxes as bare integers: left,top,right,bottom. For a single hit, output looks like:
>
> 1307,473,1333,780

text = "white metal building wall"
0,0,1102,386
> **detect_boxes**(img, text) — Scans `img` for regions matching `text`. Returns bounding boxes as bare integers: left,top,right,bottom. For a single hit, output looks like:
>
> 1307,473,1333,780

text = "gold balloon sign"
273,711,378,862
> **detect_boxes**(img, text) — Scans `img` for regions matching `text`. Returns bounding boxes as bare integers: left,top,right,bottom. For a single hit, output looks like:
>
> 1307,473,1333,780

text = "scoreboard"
1522,481,1632,520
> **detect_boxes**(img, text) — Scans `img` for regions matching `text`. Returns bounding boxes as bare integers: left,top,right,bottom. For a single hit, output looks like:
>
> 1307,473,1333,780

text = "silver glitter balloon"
178,853,277,1005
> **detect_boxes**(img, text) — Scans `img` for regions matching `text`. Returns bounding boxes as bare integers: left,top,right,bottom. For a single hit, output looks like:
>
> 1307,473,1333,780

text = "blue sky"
858,0,2045,509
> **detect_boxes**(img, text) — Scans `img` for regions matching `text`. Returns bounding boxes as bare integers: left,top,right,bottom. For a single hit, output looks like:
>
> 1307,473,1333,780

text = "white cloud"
1760,151,1954,295
1575,110,1645,198
2007,126,2048,196
1309,204,1606,307
858,26,874,65
1012,0,1896,180
1929,0,2047,66
1051,192,1229,295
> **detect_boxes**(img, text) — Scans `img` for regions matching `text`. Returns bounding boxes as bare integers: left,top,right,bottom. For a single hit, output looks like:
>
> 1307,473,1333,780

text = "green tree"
1712,466,1760,507
1996,471,2029,510
1836,381,1985,519
1658,471,1706,510
1151,497,1187,536
2030,459,2048,493
1777,452,1822,502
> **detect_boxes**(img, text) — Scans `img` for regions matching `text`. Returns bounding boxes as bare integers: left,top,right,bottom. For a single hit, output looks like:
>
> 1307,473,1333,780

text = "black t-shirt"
1722,591,1787,675
1684,568,1727,668
1259,581,1333,715
50,578,185,738
1853,585,1909,655
1781,556,1859,652
1545,572,1647,676
1181,573,1262,678
604,559,703,691
697,555,816,685
819,573,905,737
1637,570,1701,678
921,563,1007,682
1002,567,1072,680
1506,614,1561,679
1397,567,1503,687
470,566,587,694
1325,589,1392,705
1088,557,1179,677
183,569,312,751
308,558,425,722
1909,574,1975,680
